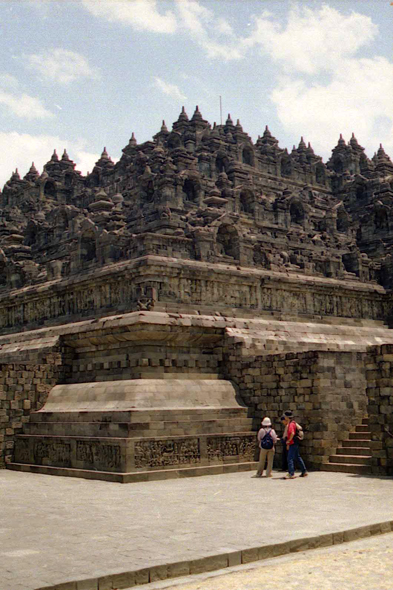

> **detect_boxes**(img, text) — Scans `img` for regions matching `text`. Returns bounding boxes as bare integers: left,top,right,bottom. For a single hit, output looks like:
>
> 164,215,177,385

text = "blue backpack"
261,429,274,450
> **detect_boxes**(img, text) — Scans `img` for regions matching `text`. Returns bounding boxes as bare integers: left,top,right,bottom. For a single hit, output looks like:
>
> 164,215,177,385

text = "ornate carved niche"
356,183,367,201
315,163,326,186
281,156,292,177
183,178,200,203
333,155,345,174
336,207,349,233
44,180,56,198
239,188,255,214
215,153,229,175
167,132,181,150
342,252,360,277
216,223,239,259
374,207,389,231
24,220,39,247
79,229,97,263
0,256,7,288
253,244,270,268
64,173,73,188
242,146,254,167
289,199,305,225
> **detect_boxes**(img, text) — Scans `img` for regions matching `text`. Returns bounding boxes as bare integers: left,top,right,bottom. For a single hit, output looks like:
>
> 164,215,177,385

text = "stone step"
24,417,253,438
320,463,372,475
30,407,249,423
336,446,371,456
329,454,371,466
355,424,370,432
342,439,371,448
6,460,259,484
349,432,371,440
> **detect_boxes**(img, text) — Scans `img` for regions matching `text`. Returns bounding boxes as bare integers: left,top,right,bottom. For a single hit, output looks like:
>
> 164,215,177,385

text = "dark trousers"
281,437,288,471
287,443,307,476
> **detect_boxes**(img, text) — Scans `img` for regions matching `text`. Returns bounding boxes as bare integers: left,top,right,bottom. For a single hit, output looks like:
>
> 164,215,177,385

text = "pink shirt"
287,421,297,445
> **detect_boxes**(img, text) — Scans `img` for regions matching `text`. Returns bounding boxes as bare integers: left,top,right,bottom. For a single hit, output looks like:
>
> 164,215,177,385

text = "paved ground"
142,532,393,590
0,469,393,590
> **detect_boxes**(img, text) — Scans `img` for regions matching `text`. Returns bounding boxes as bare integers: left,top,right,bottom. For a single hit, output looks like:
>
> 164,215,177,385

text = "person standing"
280,414,288,471
254,417,278,478
284,411,307,479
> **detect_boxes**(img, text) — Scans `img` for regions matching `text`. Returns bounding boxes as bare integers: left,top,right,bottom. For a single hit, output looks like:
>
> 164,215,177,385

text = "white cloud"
82,0,177,33
234,4,392,162
175,0,244,61
27,48,100,85
154,76,186,101
0,73,19,90
27,0,51,17
0,90,53,119
80,0,243,61
0,132,101,187
246,5,377,74
271,56,393,160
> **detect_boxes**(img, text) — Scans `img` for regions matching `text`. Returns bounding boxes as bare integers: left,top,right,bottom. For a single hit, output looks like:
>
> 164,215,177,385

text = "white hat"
262,417,271,426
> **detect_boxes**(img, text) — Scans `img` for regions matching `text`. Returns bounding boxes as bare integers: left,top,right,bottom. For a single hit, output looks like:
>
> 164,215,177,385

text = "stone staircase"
321,418,372,475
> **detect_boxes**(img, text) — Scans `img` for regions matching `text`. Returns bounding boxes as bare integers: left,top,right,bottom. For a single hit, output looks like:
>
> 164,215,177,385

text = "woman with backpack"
254,417,278,478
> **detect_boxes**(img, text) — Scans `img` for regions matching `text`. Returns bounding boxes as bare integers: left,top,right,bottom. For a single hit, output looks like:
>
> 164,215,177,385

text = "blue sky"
0,0,392,186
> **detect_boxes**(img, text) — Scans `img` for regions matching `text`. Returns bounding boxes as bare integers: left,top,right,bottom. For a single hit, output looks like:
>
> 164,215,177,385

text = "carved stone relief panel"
33,440,71,467
14,438,30,463
207,435,256,462
76,441,121,470
135,438,200,468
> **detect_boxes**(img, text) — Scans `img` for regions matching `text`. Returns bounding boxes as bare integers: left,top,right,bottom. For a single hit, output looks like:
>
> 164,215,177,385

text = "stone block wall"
366,344,393,475
221,341,367,468
0,346,67,468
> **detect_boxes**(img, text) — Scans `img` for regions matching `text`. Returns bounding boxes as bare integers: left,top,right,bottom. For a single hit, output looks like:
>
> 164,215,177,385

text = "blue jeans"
287,444,306,476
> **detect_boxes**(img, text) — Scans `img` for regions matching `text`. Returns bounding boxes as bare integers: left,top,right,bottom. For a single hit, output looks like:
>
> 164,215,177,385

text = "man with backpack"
283,411,308,479
254,417,278,478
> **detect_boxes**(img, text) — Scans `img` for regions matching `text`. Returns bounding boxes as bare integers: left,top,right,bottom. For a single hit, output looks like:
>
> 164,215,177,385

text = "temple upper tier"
1,106,393,296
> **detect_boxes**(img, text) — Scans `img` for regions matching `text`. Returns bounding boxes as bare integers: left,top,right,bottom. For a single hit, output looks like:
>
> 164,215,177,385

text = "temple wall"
366,344,393,475
0,257,389,335
0,342,66,467
221,346,367,469
0,310,391,473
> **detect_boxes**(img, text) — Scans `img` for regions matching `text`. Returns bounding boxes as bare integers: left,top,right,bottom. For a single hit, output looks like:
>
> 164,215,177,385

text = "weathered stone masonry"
0,340,68,468
366,344,393,475
2,106,393,480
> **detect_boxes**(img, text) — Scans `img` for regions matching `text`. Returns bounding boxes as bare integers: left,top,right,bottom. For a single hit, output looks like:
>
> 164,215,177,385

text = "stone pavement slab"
0,470,393,590
140,532,393,590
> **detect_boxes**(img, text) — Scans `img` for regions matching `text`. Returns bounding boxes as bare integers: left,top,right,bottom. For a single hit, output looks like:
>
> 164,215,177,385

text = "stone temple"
1,106,393,481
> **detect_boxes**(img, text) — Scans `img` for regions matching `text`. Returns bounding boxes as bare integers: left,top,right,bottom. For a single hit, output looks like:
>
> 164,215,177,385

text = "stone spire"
172,107,190,133
257,125,279,150
191,106,203,122
178,106,189,123
60,149,76,170
24,162,39,183
375,144,393,176
95,147,114,169
190,105,208,130
349,132,364,154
